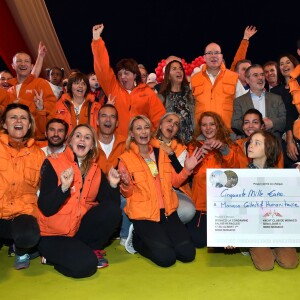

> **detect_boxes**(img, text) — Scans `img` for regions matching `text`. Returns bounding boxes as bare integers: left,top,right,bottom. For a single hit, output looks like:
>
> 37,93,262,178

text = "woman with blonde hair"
118,115,203,267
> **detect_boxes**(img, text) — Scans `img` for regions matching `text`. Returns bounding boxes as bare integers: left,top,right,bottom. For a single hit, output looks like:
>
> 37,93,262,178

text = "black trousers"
132,209,195,267
38,200,121,278
186,210,207,248
0,214,40,255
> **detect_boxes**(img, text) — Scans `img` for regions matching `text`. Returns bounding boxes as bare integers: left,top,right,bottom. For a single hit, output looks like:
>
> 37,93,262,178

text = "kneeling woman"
119,115,203,267
38,124,121,278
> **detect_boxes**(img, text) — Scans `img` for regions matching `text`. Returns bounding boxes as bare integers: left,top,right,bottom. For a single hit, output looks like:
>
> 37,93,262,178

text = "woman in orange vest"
152,112,197,224
55,72,101,136
187,111,239,248
38,124,121,278
0,103,45,270
118,115,204,267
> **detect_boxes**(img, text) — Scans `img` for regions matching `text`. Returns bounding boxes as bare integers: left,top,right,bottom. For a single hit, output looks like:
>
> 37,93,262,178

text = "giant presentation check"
207,169,300,247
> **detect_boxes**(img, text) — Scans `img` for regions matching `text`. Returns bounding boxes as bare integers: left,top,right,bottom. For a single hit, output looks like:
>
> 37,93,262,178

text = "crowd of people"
0,24,300,277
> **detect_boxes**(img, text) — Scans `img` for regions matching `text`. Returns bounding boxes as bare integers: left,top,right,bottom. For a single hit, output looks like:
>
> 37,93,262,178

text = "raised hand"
106,94,116,105
38,41,47,58
92,24,104,41
60,167,74,192
243,25,257,40
108,167,120,188
184,147,206,171
34,89,44,110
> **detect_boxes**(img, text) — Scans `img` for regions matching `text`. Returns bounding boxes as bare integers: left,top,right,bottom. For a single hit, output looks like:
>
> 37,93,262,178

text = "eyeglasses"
204,51,222,56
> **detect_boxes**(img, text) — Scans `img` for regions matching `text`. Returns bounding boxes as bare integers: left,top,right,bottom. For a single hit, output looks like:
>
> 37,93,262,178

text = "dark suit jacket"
231,90,286,139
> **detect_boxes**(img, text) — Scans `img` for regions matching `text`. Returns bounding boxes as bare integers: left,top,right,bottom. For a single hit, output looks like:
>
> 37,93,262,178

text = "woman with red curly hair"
186,111,239,248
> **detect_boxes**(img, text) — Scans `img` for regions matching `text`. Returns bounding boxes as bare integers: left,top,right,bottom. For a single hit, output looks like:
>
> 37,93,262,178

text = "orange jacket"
6,75,56,140
235,137,284,168
0,133,45,219
55,93,101,136
38,147,101,237
151,138,192,198
119,143,191,221
97,133,126,175
190,63,239,135
91,38,166,136
188,140,239,211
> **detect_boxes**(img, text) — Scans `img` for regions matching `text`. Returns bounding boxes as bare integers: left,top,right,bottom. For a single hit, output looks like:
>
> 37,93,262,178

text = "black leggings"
38,201,121,278
132,210,195,267
186,210,207,248
0,214,40,255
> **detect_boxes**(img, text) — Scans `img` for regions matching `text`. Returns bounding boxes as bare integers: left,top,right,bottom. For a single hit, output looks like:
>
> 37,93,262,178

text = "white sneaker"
125,224,137,254
120,238,126,247
240,247,250,256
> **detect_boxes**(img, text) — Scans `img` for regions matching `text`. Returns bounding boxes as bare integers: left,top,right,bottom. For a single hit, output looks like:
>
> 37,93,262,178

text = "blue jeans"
120,195,132,239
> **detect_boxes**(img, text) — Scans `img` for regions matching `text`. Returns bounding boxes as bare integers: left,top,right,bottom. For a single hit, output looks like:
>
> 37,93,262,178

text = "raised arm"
230,26,257,71
31,42,47,78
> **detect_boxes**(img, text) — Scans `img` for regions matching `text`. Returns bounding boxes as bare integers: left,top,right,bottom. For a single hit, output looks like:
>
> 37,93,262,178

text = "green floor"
0,241,299,300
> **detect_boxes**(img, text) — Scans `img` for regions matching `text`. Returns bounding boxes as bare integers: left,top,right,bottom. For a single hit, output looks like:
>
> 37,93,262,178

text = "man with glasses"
190,42,246,135
231,64,286,140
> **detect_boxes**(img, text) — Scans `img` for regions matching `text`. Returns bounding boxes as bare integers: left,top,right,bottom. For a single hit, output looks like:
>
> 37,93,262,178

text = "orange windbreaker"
0,133,45,219
235,137,284,168
188,140,239,211
38,147,101,237
97,133,126,175
118,143,191,221
55,93,101,136
151,138,192,198
91,38,166,136
5,75,56,140
190,63,239,135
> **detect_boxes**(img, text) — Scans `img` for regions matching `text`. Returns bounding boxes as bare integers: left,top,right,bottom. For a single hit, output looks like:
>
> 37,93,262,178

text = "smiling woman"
0,103,45,270
55,72,101,136
37,123,122,278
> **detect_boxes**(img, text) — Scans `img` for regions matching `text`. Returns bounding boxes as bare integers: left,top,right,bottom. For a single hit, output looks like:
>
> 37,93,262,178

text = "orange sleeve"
171,167,192,188
91,38,119,97
230,39,249,71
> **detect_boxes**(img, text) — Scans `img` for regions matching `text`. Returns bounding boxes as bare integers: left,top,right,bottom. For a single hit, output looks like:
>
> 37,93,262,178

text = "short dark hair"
66,72,90,97
99,104,118,120
46,118,69,133
243,108,264,126
0,103,35,139
235,59,252,72
115,58,142,85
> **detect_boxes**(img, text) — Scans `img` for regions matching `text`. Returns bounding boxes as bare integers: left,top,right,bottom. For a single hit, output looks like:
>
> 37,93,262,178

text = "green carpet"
0,241,299,300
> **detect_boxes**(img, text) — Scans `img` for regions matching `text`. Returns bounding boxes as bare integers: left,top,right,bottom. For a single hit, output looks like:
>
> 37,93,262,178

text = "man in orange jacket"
190,42,247,136
0,52,56,141
96,104,127,245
